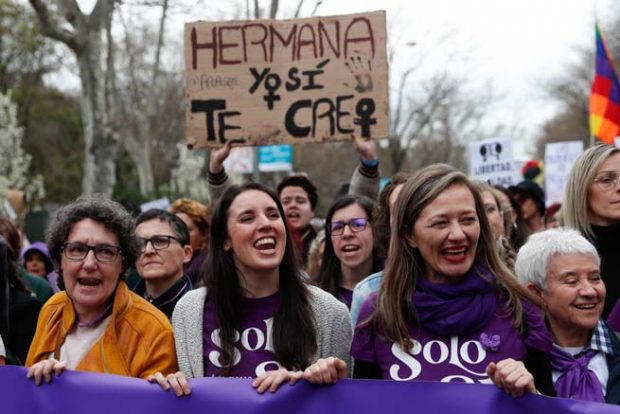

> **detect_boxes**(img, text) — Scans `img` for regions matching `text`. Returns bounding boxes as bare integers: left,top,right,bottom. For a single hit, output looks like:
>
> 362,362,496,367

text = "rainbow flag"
590,25,620,144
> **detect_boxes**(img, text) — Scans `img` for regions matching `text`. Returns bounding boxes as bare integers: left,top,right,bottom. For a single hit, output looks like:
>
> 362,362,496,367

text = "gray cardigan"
171,285,353,378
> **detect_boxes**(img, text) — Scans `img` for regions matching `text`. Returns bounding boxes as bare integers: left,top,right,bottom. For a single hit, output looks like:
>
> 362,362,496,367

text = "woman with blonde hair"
563,143,620,317
350,164,553,396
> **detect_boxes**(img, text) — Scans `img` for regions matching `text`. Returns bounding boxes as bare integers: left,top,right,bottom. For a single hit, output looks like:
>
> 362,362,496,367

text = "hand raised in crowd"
208,140,233,174
26,358,68,385
486,358,537,398
147,371,191,397
302,357,347,384
350,133,377,162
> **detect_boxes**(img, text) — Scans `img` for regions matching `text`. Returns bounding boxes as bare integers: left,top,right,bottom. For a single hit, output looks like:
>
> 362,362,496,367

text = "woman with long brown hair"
152,183,352,395
350,164,554,396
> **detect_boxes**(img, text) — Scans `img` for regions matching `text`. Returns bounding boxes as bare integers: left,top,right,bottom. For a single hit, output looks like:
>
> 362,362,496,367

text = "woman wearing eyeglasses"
563,143,620,319
25,195,178,384
317,195,382,309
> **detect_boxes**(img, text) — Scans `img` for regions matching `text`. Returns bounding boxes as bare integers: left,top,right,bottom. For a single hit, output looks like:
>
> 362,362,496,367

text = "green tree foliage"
0,0,59,119
22,87,84,204
0,0,82,206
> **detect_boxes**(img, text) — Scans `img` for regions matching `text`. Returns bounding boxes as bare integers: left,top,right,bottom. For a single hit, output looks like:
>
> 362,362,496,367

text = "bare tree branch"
90,0,118,31
253,0,260,19
104,13,115,109
29,0,81,51
309,0,322,17
293,0,304,18
391,67,414,135
268,0,278,19
151,0,168,85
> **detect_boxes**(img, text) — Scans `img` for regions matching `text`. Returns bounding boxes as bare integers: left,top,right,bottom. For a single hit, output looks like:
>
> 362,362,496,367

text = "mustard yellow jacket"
26,281,178,378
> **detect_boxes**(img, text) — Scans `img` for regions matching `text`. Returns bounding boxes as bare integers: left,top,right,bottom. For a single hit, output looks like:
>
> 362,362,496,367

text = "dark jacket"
590,224,620,318
8,286,41,364
527,327,620,404
0,238,41,365
133,274,192,320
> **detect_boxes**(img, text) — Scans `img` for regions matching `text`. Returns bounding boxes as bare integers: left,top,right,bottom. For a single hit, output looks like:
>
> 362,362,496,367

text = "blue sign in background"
258,145,293,172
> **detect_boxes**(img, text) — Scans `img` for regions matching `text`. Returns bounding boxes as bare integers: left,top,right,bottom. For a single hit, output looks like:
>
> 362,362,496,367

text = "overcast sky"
316,0,611,156
55,0,615,156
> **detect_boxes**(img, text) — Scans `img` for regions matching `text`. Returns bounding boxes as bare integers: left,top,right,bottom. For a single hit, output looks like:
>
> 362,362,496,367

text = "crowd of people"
1,138,620,406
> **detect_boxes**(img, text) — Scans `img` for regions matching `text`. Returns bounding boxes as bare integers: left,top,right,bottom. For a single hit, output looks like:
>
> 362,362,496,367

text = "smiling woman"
515,228,620,403
153,183,352,397
25,195,178,384
349,164,556,398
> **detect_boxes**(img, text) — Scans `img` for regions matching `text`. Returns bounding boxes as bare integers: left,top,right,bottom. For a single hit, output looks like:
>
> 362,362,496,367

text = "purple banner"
1,366,619,413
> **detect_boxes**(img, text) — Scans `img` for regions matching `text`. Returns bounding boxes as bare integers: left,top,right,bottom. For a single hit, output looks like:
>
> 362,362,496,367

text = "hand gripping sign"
184,11,389,148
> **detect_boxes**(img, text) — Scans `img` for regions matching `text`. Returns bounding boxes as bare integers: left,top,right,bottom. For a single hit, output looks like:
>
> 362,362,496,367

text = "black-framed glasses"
593,172,620,191
62,242,122,263
138,235,179,252
327,218,369,236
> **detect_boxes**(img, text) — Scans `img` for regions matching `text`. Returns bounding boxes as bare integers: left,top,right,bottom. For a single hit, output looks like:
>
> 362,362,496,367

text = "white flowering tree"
0,91,45,206
170,143,209,203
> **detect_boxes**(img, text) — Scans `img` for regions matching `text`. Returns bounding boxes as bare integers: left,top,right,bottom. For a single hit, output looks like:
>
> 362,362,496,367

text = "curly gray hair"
47,194,140,271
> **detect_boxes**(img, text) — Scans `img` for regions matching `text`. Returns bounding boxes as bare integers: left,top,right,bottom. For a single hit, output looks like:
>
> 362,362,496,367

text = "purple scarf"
550,347,605,402
413,264,497,337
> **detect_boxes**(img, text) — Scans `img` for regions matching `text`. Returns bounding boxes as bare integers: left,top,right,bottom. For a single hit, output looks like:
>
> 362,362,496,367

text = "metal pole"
253,146,260,183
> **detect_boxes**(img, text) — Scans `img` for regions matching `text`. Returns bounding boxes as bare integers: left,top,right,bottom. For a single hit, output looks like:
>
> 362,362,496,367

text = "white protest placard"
468,138,519,186
184,11,389,147
224,147,255,174
544,140,584,205
140,198,171,212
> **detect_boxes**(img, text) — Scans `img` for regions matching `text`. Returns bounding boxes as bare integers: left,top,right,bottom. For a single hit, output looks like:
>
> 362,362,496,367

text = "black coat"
0,237,41,364
526,326,620,404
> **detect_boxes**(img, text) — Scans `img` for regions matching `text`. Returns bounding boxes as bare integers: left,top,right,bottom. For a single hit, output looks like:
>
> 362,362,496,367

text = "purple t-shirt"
338,287,354,309
351,293,542,384
203,291,283,378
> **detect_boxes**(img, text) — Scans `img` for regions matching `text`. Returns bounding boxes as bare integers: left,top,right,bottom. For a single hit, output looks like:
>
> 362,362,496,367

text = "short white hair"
514,228,600,290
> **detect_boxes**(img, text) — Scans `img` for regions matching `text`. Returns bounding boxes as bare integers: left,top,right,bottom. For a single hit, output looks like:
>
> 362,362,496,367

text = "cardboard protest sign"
468,138,519,186
185,11,389,148
544,140,583,205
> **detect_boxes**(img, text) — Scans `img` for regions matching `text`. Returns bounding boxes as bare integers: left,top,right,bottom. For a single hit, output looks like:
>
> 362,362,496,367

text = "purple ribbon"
550,347,605,402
